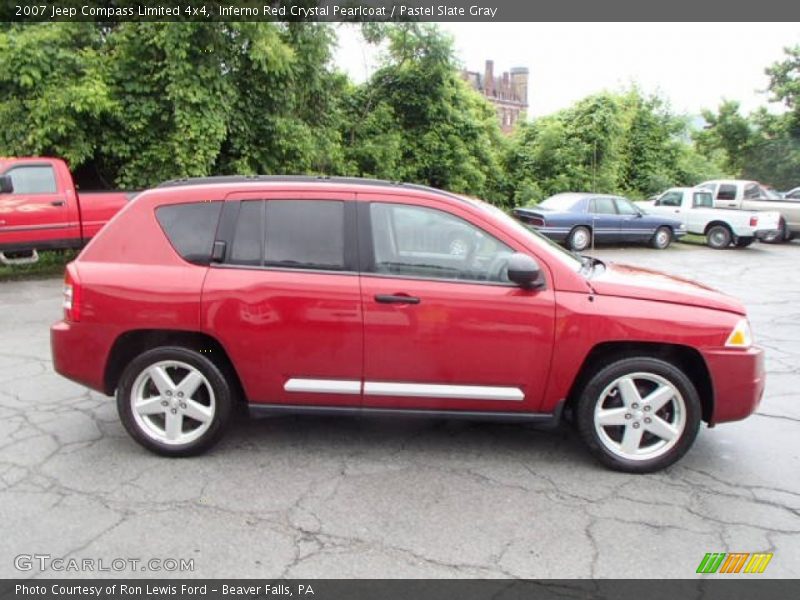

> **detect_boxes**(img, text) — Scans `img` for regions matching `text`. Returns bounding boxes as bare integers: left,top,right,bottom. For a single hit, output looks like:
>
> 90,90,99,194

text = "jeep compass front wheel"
117,347,232,456
575,357,701,473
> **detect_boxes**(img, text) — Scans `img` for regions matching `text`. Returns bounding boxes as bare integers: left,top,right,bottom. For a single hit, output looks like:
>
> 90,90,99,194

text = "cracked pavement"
0,240,798,579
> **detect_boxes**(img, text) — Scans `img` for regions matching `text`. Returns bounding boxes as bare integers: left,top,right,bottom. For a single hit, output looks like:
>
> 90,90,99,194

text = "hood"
590,262,746,315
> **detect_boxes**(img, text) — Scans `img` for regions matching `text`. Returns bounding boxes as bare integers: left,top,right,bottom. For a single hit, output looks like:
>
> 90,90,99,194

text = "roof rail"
155,174,471,205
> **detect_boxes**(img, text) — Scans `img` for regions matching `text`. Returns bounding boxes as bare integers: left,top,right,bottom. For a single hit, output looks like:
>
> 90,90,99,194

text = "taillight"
750,216,758,227
63,268,81,322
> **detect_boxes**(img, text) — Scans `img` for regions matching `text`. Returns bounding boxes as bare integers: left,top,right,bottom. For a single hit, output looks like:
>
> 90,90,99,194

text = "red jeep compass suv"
50,177,765,472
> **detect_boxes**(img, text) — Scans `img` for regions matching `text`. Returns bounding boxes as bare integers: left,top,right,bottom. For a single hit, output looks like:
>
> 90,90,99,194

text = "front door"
358,197,556,414
201,192,363,407
0,163,77,249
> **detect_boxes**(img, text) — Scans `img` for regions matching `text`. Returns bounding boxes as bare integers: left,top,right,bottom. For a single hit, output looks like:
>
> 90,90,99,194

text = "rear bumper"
51,320,111,394
703,345,766,424
755,229,779,240
536,227,570,243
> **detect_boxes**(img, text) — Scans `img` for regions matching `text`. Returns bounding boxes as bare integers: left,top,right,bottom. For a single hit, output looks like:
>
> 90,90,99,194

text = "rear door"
357,194,556,414
587,197,622,242
201,191,363,407
0,163,79,249
714,183,739,209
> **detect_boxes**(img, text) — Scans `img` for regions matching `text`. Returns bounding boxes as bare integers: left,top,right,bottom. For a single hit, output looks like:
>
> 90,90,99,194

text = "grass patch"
679,233,707,246
0,250,76,282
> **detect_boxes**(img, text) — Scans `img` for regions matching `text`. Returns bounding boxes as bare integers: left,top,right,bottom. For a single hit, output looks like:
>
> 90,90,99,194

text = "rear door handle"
374,294,420,305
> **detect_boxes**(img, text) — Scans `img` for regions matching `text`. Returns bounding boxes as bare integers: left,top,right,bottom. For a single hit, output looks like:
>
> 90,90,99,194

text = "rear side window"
227,200,346,271
589,197,617,214
230,201,263,266
265,200,345,270
5,165,57,194
717,185,737,200
156,202,223,265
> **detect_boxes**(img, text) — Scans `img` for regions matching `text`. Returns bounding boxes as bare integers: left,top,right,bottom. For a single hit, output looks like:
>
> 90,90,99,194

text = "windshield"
465,198,583,272
539,194,582,211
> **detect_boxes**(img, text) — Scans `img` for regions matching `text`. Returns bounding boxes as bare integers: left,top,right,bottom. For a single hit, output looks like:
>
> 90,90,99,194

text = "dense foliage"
694,46,800,191
0,23,796,203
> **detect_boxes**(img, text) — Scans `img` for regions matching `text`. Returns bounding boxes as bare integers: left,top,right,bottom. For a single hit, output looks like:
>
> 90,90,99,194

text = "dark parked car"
513,193,687,251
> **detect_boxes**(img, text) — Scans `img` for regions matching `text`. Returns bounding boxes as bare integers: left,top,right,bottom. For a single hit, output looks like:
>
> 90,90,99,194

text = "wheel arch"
103,329,245,403
703,220,732,235
564,341,714,424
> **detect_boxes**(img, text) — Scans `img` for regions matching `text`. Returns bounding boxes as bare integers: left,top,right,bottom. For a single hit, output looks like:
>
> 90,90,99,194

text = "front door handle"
50,201,65,207
374,294,420,305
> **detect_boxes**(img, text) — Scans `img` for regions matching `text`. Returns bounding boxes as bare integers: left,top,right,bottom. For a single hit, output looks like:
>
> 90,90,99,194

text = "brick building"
462,60,529,133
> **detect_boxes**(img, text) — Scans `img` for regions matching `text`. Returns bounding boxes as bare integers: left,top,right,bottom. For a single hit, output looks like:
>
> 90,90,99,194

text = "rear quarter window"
717,185,737,200
155,202,222,265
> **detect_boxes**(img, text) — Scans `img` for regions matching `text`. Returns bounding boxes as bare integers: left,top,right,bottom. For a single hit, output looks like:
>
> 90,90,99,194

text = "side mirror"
0,175,13,194
507,253,544,289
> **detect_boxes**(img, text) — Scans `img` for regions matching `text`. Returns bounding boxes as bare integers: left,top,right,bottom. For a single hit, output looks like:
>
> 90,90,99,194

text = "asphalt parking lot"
1,240,798,579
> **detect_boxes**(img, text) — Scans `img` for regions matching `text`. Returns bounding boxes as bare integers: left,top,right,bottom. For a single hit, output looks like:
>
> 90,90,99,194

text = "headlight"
725,318,753,348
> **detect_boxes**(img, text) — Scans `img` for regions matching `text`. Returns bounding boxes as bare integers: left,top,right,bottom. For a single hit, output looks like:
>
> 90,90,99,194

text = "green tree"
693,100,752,175
341,24,509,204
765,44,800,136
0,22,347,188
0,23,114,167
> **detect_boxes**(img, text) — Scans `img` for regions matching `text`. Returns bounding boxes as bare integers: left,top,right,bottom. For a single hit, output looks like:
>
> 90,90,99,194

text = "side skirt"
248,402,565,429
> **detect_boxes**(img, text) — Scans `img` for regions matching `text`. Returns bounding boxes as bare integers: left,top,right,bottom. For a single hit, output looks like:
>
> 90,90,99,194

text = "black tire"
116,346,233,457
734,236,755,248
706,224,732,249
650,226,673,250
575,357,701,473
761,219,787,244
567,226,591,251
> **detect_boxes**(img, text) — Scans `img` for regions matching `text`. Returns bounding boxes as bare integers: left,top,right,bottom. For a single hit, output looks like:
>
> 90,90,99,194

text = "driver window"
615,198,639,215
369,203,513,283
656,192,682,207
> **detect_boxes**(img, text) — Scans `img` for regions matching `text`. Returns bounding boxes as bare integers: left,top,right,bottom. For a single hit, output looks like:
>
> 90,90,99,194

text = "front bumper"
703,345,765,424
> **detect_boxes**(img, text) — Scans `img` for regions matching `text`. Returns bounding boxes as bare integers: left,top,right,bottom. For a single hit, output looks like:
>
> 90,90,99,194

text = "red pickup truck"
0,157,137,264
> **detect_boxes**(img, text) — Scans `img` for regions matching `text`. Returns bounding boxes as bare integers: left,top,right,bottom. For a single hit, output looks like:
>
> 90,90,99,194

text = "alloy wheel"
130,360,216,446
593,372,686,461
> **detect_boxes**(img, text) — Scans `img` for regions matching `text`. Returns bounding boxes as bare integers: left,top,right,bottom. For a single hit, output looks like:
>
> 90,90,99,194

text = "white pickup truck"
638,187,781,249
697,179,799,242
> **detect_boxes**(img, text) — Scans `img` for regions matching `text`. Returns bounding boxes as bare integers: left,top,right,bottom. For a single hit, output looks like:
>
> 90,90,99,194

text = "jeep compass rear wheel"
117,347,232,456
575,357,701,473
